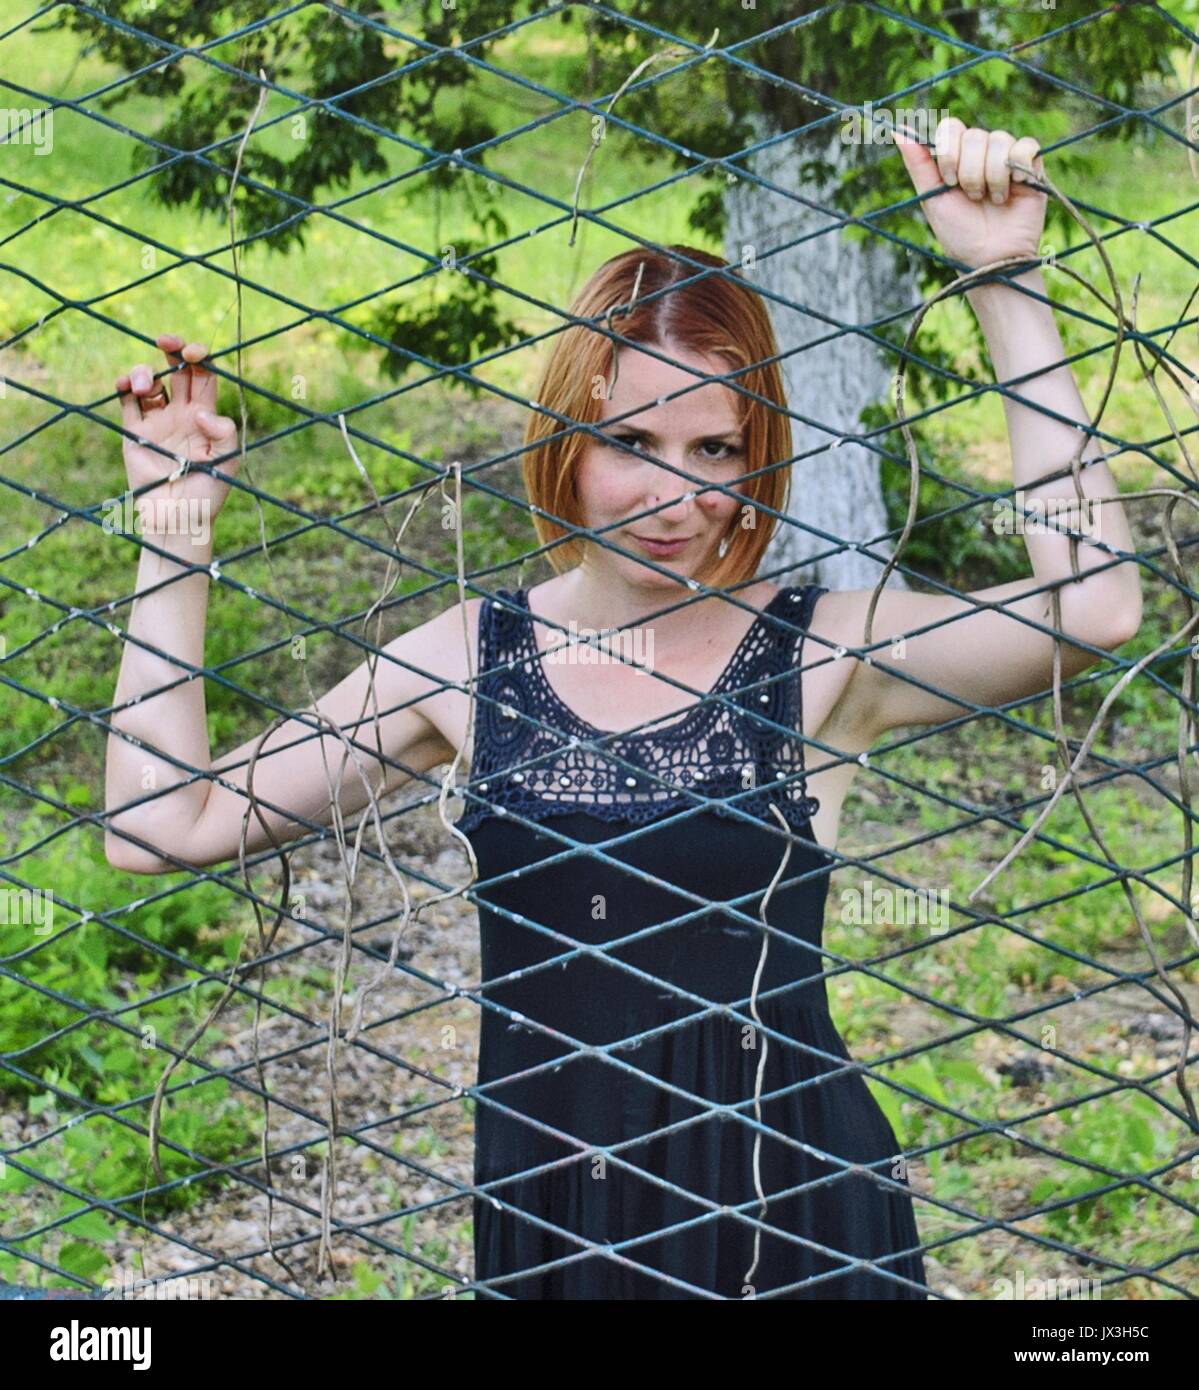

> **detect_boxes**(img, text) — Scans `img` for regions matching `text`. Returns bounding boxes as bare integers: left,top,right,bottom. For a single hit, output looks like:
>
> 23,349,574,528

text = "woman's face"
574,343,748,591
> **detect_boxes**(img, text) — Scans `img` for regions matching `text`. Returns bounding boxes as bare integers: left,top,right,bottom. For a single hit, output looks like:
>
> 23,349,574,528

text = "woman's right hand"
115,333,240,531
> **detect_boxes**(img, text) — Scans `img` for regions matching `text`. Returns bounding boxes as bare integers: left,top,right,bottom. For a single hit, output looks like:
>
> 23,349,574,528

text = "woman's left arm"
834,118,1143,741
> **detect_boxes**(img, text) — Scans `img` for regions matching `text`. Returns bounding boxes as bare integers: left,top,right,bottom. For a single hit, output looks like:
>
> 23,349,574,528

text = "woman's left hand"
896,117,1047,270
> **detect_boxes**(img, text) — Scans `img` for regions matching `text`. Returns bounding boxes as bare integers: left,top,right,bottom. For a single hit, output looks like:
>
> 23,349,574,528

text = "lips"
630,533,692,558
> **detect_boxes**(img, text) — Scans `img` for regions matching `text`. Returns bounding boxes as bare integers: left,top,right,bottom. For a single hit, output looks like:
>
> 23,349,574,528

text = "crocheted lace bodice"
455,584,827,837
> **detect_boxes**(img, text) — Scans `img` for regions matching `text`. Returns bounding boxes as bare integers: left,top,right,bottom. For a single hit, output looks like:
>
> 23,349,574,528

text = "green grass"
0,798,263,1290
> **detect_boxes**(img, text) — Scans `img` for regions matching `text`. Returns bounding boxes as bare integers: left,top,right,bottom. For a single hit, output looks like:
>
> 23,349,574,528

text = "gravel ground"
165,799,487,1300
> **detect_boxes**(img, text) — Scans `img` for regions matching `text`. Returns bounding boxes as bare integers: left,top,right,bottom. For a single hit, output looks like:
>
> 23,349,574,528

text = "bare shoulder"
382,594,485,691
806,584,878,642
374,595,490,758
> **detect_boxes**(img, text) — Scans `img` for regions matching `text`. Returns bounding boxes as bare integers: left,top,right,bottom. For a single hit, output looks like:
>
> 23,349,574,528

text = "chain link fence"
1,0,1198,1300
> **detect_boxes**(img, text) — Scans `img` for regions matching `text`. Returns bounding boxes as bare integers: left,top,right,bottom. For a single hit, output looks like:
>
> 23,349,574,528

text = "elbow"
104,828,173,876
1096,596,1142,651
1062,576,1142,652
1105,565,1144,649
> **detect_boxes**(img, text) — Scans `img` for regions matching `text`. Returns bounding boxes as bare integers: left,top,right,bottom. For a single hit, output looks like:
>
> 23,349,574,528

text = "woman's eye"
604,435,741,462
610,434,648,454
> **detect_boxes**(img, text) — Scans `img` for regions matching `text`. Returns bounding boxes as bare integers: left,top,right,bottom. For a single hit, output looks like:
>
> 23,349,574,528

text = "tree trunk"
723,124,918,592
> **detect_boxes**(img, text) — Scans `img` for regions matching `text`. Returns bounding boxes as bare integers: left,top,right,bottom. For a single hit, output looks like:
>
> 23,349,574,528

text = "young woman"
105,119,1141,1299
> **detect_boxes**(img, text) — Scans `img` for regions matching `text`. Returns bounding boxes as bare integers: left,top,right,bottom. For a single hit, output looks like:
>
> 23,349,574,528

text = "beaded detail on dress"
456,584,827,836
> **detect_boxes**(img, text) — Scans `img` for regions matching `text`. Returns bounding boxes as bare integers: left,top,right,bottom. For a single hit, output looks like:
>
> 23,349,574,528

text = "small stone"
997,1054,1055,1087
1128,1012,1185,1043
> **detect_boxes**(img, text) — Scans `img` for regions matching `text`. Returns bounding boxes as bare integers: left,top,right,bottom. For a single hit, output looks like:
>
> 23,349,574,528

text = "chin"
626,560,708,591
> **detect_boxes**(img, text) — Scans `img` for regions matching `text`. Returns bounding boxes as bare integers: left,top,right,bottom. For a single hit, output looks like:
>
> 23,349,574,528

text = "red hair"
521,245,792,589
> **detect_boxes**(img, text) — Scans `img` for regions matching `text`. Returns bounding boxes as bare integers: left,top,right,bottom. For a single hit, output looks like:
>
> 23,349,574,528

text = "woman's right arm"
104,335,462,874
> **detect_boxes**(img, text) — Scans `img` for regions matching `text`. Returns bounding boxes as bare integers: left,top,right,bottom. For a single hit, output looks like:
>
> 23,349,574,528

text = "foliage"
57,0,528,376
58,1,1185,402
0,804,256,1285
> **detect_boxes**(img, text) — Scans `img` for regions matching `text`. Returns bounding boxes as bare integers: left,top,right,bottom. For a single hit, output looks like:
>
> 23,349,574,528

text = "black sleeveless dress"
456,584,927,1300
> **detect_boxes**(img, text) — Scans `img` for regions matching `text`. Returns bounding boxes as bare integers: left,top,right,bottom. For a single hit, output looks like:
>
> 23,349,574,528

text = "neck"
558,558,720,637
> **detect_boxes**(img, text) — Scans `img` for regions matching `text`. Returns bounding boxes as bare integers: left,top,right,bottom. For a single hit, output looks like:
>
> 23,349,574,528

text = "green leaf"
352,1259,385,1295
867,1080,905,1137
1,1165,32,1195
940,1059,988,1089
1126,1116,1155,1161
897,1054,947,1106
1030,1177,1056,1204
103,1046,138,1074
58,1241,108,1280
61,1208,114,1243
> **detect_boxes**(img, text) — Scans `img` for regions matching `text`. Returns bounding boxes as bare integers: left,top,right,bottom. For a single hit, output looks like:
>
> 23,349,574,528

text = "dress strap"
477,587,532,675
731,582,826,799
790,583,827,786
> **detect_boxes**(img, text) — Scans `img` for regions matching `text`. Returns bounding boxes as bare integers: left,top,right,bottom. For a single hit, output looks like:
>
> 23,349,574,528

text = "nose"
645,459,697,523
